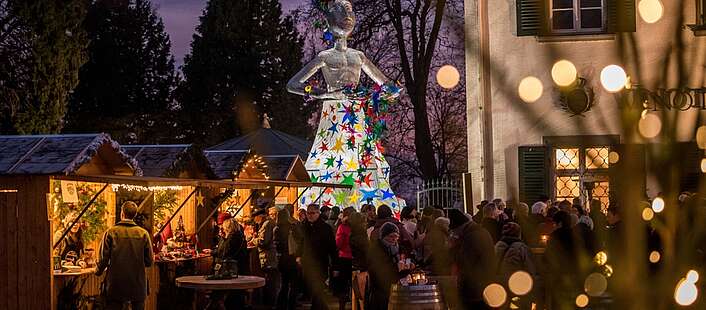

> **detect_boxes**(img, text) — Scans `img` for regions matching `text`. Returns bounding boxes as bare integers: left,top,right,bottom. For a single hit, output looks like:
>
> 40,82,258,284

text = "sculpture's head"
325,0,355,38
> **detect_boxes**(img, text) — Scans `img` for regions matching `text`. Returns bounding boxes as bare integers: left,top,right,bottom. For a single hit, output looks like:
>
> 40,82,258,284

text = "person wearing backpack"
495,222,537,309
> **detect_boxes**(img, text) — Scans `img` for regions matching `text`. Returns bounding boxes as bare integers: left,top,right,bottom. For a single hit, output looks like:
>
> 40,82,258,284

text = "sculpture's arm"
287,56,325,96
361,53,390,85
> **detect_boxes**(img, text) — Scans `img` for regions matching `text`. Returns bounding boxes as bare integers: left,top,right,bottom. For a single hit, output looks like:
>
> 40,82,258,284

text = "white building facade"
464,0,706,209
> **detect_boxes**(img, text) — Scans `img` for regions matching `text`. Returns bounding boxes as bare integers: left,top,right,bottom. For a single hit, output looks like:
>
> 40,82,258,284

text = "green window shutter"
516,0,545,36
607,0,636,33
676,142,702,192
609,144,645,206
519,145,549,204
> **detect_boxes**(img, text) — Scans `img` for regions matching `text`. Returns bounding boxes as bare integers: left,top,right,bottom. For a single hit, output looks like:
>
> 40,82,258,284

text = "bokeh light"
696,126,706,149
642,207,654,221
652,197,665,213
508,271,533,296
575,294,589,308
483,283,507,308
584,273,608,297
551,60,578,87
594,251,608,266
649,251,661,263
603,264,613,278
675,278,698,306
687,270,699,284
638,0,664,24
608,151,620,164
600,65,628,92
436,65,460,89
638,113,662,138
518,76,543,103
701,159,706,173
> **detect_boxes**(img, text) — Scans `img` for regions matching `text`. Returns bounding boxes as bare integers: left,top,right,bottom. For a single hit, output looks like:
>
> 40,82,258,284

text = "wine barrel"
388,284,446,310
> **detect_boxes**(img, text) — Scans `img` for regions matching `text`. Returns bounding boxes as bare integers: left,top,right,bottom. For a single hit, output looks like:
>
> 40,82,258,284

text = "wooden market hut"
0,134,139,309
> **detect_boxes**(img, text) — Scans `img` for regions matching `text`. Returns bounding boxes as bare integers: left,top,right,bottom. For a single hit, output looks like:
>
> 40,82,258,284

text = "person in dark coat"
545,210,584,310
274,207,298,310
96,202,153,310
480,203,502,243
367,222,414,310
295,204,337,310
369,204,413,255
448,208,496,309
215,218,249,274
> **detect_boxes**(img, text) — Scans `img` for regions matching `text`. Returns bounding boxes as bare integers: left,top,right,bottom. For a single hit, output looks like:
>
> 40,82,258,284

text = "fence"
416,178,463,211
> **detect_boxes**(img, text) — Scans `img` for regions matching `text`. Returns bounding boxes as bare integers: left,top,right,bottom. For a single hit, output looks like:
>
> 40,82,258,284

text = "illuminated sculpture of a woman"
287,0,404,209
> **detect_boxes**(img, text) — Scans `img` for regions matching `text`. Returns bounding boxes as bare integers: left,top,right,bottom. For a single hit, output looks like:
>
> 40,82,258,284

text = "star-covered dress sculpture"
287,0,405,210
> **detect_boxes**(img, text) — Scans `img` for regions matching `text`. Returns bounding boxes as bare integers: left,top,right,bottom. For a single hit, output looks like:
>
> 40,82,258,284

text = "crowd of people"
210,193,681,310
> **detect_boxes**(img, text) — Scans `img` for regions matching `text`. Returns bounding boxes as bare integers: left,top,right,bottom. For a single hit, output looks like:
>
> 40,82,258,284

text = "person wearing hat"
366,222,415,310
447,208,496,309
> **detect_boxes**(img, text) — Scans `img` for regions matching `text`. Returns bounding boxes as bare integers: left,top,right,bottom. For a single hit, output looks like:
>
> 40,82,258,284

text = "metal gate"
416,178,463,211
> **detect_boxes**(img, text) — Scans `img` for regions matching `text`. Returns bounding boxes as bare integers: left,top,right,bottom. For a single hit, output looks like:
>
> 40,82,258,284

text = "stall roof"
207,128,311,158
121,144,216,178
203,150,248,179
0,134,139,176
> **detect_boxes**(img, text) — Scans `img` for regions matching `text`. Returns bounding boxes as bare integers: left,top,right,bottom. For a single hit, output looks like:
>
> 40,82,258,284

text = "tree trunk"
409,82,439,180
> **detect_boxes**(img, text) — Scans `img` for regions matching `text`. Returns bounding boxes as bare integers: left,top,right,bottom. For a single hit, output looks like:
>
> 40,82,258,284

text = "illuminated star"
345,158,358,171
334,191,347,205
336,157,344,169
328,122,338,134
325,156,336,168
354,123,364,132
309,149,318,159
332,138,344,152
310,174,319,182
322,199,333,207
360,188,379,202
194,191,205,207
348,191,361,203
319,142,329,152
341,174,355,186
363,173,374,187
324,187,335,194
321,171,333,181
317,129,327,138
381,189,395,200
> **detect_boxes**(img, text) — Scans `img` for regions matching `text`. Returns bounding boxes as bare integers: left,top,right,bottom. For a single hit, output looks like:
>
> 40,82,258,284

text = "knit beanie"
379,222,399,239
448,209,470,229
502,222,521,238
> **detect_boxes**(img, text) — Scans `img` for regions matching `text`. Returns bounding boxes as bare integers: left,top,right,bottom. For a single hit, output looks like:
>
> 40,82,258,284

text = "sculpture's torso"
319,48,364,91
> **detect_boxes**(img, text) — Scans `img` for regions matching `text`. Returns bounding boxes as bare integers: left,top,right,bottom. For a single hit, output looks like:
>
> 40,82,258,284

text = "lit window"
553,146,611,210
586,147,609,169
556,148,580,170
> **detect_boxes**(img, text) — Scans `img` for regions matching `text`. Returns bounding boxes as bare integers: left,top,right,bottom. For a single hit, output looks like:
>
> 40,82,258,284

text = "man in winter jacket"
96,201,153,310
295,204,337,310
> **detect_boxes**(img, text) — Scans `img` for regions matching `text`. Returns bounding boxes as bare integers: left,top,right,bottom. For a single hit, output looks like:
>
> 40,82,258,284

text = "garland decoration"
343,81,402,180
52,181,108,243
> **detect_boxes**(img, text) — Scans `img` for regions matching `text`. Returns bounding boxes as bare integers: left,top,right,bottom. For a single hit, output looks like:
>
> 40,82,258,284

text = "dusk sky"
152,0,304,67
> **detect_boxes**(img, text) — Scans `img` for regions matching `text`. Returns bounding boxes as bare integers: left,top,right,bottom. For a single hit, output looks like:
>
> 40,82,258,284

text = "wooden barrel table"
388,284,446,310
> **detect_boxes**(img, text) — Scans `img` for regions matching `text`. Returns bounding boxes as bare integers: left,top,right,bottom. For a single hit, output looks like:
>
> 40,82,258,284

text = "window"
553,146,611,211
689,0,706,35
516,0,636,37
551,0,605,33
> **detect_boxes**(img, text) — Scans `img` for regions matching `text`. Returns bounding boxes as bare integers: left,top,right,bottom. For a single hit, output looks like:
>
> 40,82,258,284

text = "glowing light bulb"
518,76,543,103
675,278,698,306
483,283,507,308
652,197,665,213
642,207,654,221
600,65,628,92
437,65,460,89
575,294,589,307
638,113,662,138
508,271,533,296
638,0,663,24
551,60,578,87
